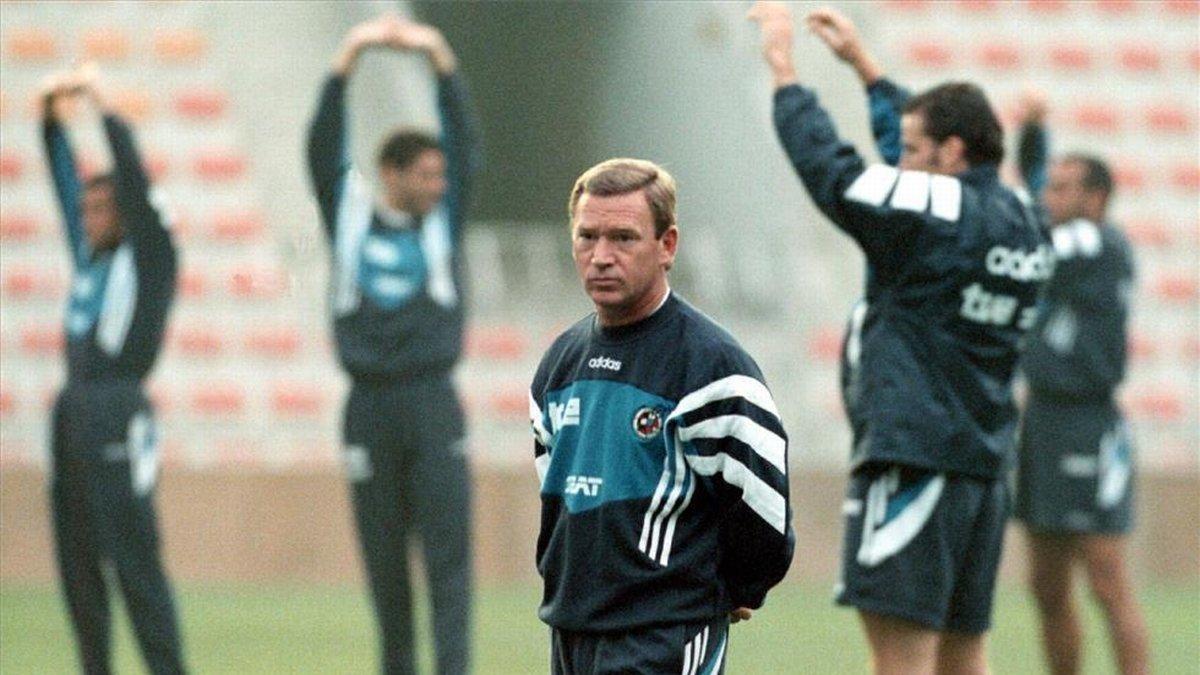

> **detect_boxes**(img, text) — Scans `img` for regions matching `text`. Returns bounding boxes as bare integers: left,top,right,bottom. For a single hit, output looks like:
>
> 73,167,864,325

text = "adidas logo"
588,356,622,372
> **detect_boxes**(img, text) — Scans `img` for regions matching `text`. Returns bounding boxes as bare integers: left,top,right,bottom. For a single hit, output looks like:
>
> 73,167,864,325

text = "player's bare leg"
859,611,939,675
936,631,989,675
1081,535,1150,675
1029,532,1082,675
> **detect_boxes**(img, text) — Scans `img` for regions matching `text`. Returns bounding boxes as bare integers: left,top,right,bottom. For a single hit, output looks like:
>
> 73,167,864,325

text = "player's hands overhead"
383,18,457,75
806,7,883,86
747,1,797,88
1016,88,1049,126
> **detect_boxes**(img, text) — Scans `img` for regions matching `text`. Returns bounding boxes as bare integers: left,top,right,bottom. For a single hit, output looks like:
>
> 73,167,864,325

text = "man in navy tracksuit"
306,15,480,675
530,158,794,674
41,66,186,675
751,4,1049,673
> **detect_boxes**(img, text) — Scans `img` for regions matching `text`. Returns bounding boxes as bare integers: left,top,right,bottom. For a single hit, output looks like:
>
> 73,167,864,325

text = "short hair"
1060,153,1114,202
568,158,677,238
902,82,1005,167
83,173,114,192
377,128,441,170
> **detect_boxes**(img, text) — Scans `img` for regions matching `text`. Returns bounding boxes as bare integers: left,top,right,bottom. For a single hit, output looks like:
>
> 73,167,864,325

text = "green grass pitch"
2,582,1196,673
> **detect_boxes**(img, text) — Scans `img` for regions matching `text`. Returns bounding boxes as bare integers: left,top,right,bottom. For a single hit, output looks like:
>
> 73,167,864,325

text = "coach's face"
82,183,123,253
572,191,677,325
381,148,447,217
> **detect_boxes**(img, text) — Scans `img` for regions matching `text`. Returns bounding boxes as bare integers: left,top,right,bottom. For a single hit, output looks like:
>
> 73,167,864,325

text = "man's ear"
940,136,967,170
660,226,679,272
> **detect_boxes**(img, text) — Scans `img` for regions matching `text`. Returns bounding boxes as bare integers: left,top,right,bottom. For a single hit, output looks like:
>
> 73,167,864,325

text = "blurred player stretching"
306,14,481,675
40,64,186,675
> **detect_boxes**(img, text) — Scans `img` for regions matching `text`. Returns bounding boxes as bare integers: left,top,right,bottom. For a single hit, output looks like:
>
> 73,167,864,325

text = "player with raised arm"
40,64,186,675
1014,129,1150,675
750,3,1049,674
530,158,794,674
307,14,481,675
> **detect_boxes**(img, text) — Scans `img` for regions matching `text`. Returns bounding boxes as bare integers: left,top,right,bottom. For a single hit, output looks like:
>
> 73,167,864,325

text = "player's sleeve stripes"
844,164,963,222
529,393,552,487
639,441,695,566
97,246,138,356
845,164,898,207
1053,218,1102,259
670,374,780,423
688,453,788,535
677,415,786,475
529,393,552,447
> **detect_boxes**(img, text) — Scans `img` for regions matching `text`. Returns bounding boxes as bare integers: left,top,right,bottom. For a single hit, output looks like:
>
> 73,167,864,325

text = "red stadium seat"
110,89,154,122
1125,390,1184,422
807,325,843,363
1152,273,1198,302
1188,48,1200,73
19,325,63,355
153,28,208,63
957,0,1000,11
977,43,1023,70
178,269,208,299
1170,164,1200,193
244,327,302,357
466,325,527,361
1124,218,1172,247
174,88,228,120
193,151,246,181
147,386,173,415
1110,160,1146,192
1118,45,1163,72
228,267,287,299
1144,103,1193,134
1163,0,1200,15
906,41,953,69
210,210,265,242
0,89,9,119
4,28,57,61
0,150,23,182
81,28,131,61
1049,44,1094,71
190,384,245,415
3,267,62,300
1026,0,1070,12
270,384,325,417
173,326,223,357
1093,0,1137,13
0,388,15,418
882,0,932,10
0,214,39,242
1127,332,1158,361
145,151,170,181
489,388,529,420
1071,104,1121,133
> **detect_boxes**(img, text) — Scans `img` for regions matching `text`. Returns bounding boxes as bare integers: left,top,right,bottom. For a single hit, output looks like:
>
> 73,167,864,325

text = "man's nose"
591,238,616,266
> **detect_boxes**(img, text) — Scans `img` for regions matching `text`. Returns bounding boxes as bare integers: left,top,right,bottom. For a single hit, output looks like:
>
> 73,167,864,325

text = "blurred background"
1,0,1196,672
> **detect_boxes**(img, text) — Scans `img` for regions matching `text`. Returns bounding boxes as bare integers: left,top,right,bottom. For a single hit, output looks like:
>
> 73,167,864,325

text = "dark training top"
306,72,481,381
530,293,794,632
773,84,1049,480
1022,220,1135,403
43,114,177,386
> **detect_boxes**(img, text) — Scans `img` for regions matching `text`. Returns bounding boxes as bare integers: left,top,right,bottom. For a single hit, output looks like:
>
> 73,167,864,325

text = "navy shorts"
835,464,1008,634
551,615,728,675
1015,398,1135,534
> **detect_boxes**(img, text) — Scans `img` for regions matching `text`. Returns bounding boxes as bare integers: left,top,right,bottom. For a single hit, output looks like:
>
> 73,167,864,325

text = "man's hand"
334,15,457,77
38,63,104,120
1016,88,1049,127
333,16,395,75
805,7,883,86
748,1,798,88
730,607,753,624
384,19,457,76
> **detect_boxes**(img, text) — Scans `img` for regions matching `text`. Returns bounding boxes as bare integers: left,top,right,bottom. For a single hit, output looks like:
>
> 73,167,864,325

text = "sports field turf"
2,582,1196,673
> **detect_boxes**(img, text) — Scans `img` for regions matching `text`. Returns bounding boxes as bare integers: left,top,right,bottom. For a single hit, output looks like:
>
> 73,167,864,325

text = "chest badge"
633,406,663,440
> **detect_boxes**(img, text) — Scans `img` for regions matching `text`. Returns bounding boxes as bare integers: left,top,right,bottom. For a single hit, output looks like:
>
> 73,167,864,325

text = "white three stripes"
681,626,710,675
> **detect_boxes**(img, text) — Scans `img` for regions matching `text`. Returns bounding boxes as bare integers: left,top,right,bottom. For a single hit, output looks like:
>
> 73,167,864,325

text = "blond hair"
568,158,677,237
